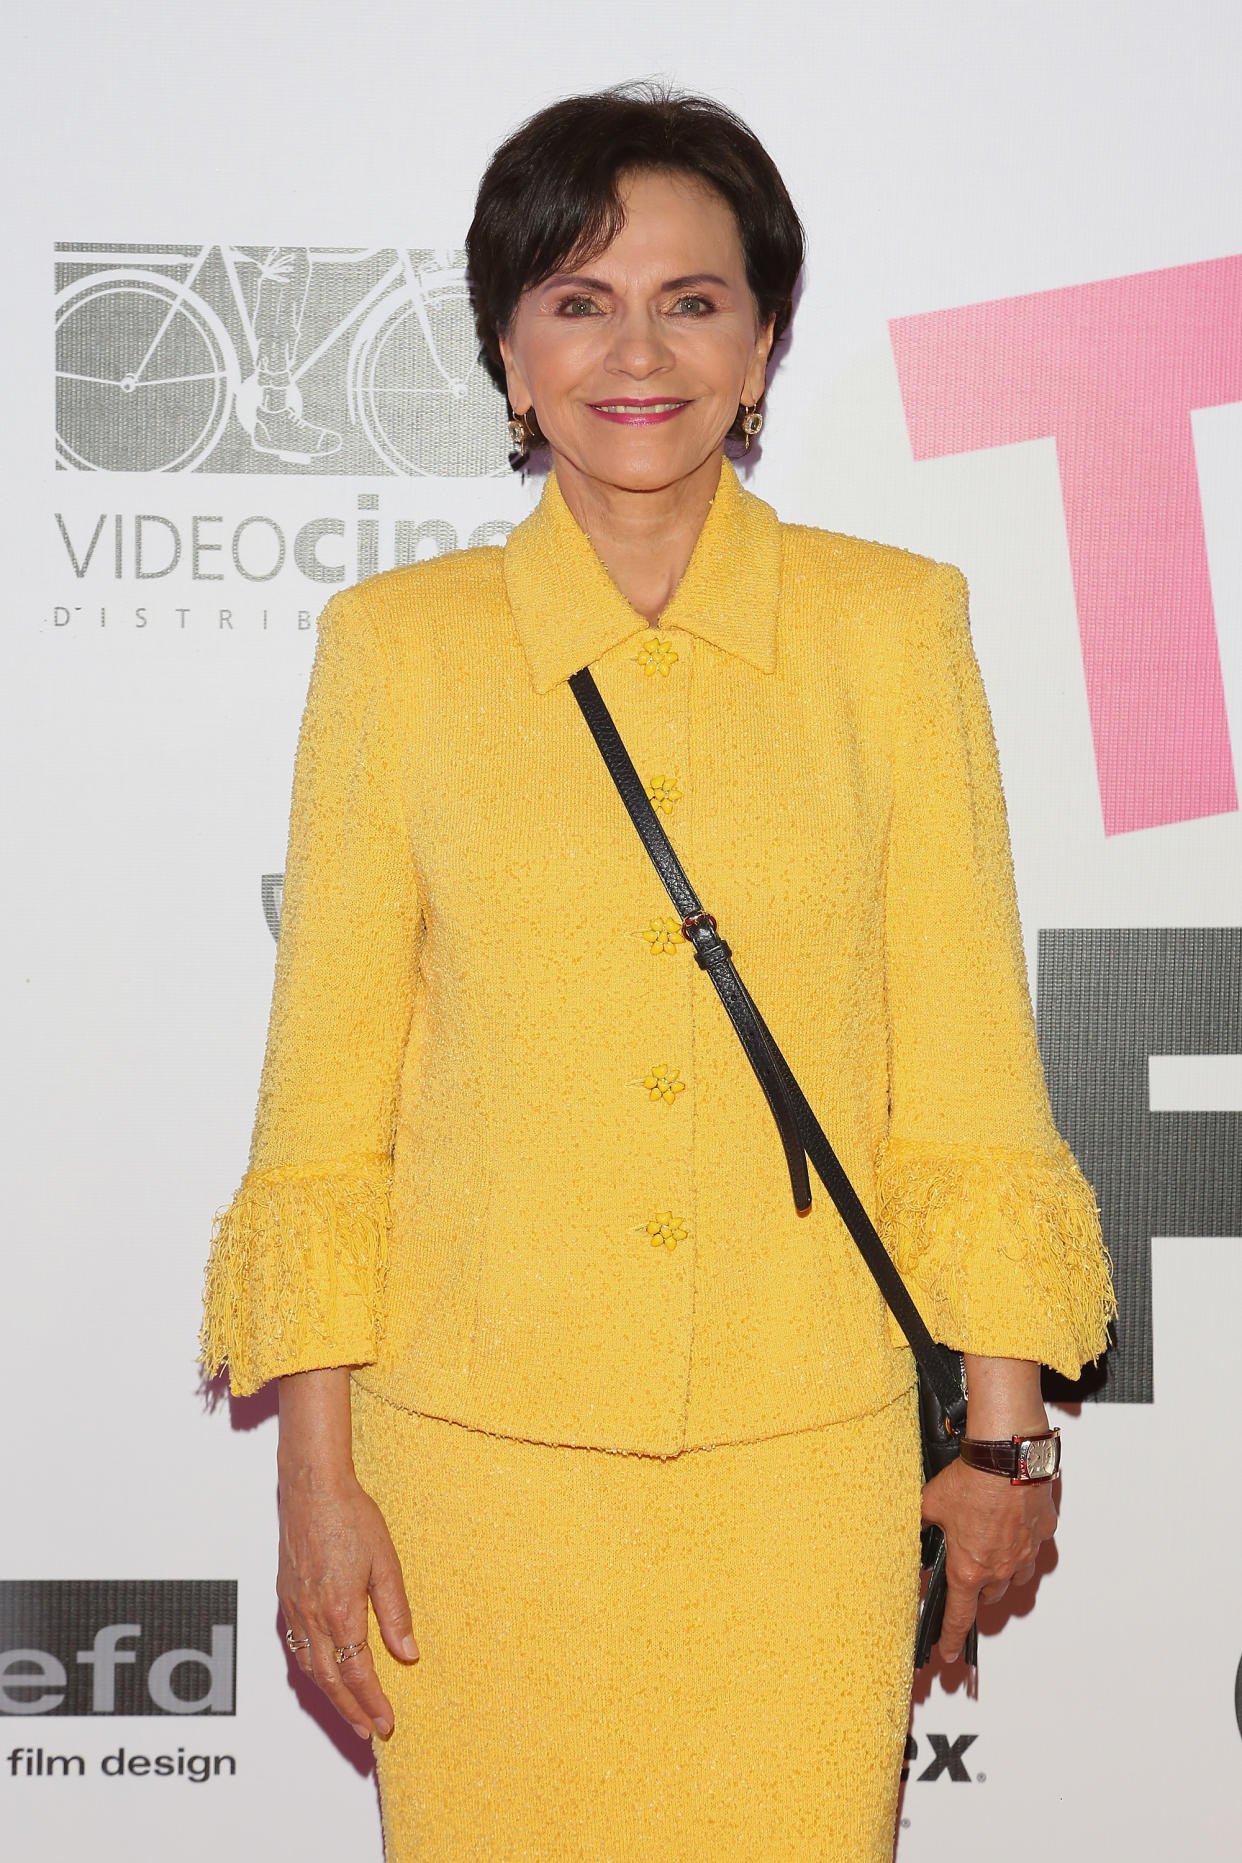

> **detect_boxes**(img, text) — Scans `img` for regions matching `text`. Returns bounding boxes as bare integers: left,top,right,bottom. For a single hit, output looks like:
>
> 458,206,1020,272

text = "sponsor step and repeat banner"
3,5,1240,1858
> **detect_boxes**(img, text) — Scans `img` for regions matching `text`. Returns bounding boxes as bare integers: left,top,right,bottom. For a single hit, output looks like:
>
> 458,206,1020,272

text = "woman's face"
498,168,774,494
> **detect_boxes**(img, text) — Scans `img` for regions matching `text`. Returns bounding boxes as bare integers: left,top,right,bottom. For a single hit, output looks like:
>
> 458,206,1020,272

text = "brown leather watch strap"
959,1429,1061,1484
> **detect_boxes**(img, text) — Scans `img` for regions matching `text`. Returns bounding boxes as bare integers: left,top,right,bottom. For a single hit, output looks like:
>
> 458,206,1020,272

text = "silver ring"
285,1630,311,1652
333,1638,368,1665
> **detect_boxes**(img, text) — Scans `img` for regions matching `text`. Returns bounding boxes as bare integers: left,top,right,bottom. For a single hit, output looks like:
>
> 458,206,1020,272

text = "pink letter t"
890,256,1242,835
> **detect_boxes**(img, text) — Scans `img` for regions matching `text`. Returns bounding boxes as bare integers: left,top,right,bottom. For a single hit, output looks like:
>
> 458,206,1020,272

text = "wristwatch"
958,1428,1061,1485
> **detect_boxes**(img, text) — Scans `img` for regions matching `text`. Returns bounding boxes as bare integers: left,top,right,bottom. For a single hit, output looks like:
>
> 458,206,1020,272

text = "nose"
604,303,675,382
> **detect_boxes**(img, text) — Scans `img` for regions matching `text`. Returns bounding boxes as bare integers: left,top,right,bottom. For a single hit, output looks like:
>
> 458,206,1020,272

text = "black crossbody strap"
569,667,811,1214
569,664,964,1420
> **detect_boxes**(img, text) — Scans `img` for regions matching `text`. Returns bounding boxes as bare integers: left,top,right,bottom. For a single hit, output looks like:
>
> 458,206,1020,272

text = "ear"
497,329,534,416
741,314,777,408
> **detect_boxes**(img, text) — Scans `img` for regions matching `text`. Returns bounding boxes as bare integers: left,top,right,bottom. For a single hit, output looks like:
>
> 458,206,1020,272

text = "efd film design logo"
0,1582,236,1716
55,244,509,477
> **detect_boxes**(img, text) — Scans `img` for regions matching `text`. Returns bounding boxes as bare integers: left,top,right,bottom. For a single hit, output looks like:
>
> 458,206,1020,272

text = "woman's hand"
276,1369,418,1742
919,1353,1059,1664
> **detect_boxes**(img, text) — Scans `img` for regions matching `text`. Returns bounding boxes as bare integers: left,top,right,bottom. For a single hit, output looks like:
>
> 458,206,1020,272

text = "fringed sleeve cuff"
199,1154,391,1396
875,1135,1116,1378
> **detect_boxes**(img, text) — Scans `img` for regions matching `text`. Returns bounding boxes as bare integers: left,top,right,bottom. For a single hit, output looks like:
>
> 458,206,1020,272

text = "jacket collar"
502,455,782,694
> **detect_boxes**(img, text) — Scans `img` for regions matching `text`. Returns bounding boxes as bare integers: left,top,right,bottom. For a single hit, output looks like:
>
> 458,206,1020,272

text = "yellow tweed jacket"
201,456,1113,1454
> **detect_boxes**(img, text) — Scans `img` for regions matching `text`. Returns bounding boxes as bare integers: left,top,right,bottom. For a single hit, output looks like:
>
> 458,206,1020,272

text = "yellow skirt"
353,1382,922,1862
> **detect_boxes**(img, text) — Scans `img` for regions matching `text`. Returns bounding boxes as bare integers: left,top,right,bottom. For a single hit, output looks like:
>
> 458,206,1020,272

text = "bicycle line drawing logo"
55,244,511,477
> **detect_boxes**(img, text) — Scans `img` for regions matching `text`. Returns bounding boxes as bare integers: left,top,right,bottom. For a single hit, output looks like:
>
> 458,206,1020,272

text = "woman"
202,84,1114,1861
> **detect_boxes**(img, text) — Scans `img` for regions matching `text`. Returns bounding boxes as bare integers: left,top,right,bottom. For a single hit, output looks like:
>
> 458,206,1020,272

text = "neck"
549,451,724,624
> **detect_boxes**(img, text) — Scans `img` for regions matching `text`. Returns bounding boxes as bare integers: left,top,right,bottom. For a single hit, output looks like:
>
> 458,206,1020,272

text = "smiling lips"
588,398,691,425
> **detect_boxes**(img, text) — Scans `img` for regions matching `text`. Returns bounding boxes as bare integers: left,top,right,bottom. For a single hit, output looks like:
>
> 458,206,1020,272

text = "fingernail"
374,1718,392,1740
402,1635,418,1661
352,1722,371,1741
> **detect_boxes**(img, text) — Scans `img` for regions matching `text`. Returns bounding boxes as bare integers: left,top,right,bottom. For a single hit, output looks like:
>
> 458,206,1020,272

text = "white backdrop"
3,3,1241,1856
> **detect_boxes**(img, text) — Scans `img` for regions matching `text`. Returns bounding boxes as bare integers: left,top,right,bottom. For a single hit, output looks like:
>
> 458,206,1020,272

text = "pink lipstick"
588,398,691,425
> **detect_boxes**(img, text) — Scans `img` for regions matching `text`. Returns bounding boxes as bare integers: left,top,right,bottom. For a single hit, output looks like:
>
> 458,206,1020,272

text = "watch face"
1021,1436,1060,1481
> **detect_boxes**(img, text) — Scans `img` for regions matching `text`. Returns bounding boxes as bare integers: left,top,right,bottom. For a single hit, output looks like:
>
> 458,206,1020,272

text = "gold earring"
739,404,764,451
507,406,543,459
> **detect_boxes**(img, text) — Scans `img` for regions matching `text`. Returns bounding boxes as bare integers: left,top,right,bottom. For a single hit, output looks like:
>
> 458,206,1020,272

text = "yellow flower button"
647,1212,687,1250
644,772,682,814
642,916,684,955
642,1064,686,1106
635,638,679,676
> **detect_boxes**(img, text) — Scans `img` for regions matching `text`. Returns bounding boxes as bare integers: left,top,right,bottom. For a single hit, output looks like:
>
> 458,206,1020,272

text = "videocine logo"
55,244,510,478
0,1582,236,1716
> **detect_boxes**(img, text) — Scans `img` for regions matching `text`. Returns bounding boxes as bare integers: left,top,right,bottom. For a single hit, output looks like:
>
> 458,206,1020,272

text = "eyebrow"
539,272,733,294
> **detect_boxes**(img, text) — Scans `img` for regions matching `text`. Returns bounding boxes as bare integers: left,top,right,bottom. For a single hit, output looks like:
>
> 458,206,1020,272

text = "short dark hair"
466,82,805,432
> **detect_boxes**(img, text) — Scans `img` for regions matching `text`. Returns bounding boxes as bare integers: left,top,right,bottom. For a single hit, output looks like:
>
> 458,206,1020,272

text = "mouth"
588,398,691,425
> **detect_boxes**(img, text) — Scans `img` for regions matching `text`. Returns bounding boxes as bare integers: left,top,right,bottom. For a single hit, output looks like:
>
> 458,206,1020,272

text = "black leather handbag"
569,665,977,1668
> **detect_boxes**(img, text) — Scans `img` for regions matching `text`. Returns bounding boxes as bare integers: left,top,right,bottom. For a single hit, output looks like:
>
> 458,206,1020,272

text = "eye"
555,294,603,317
671,294,714,316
